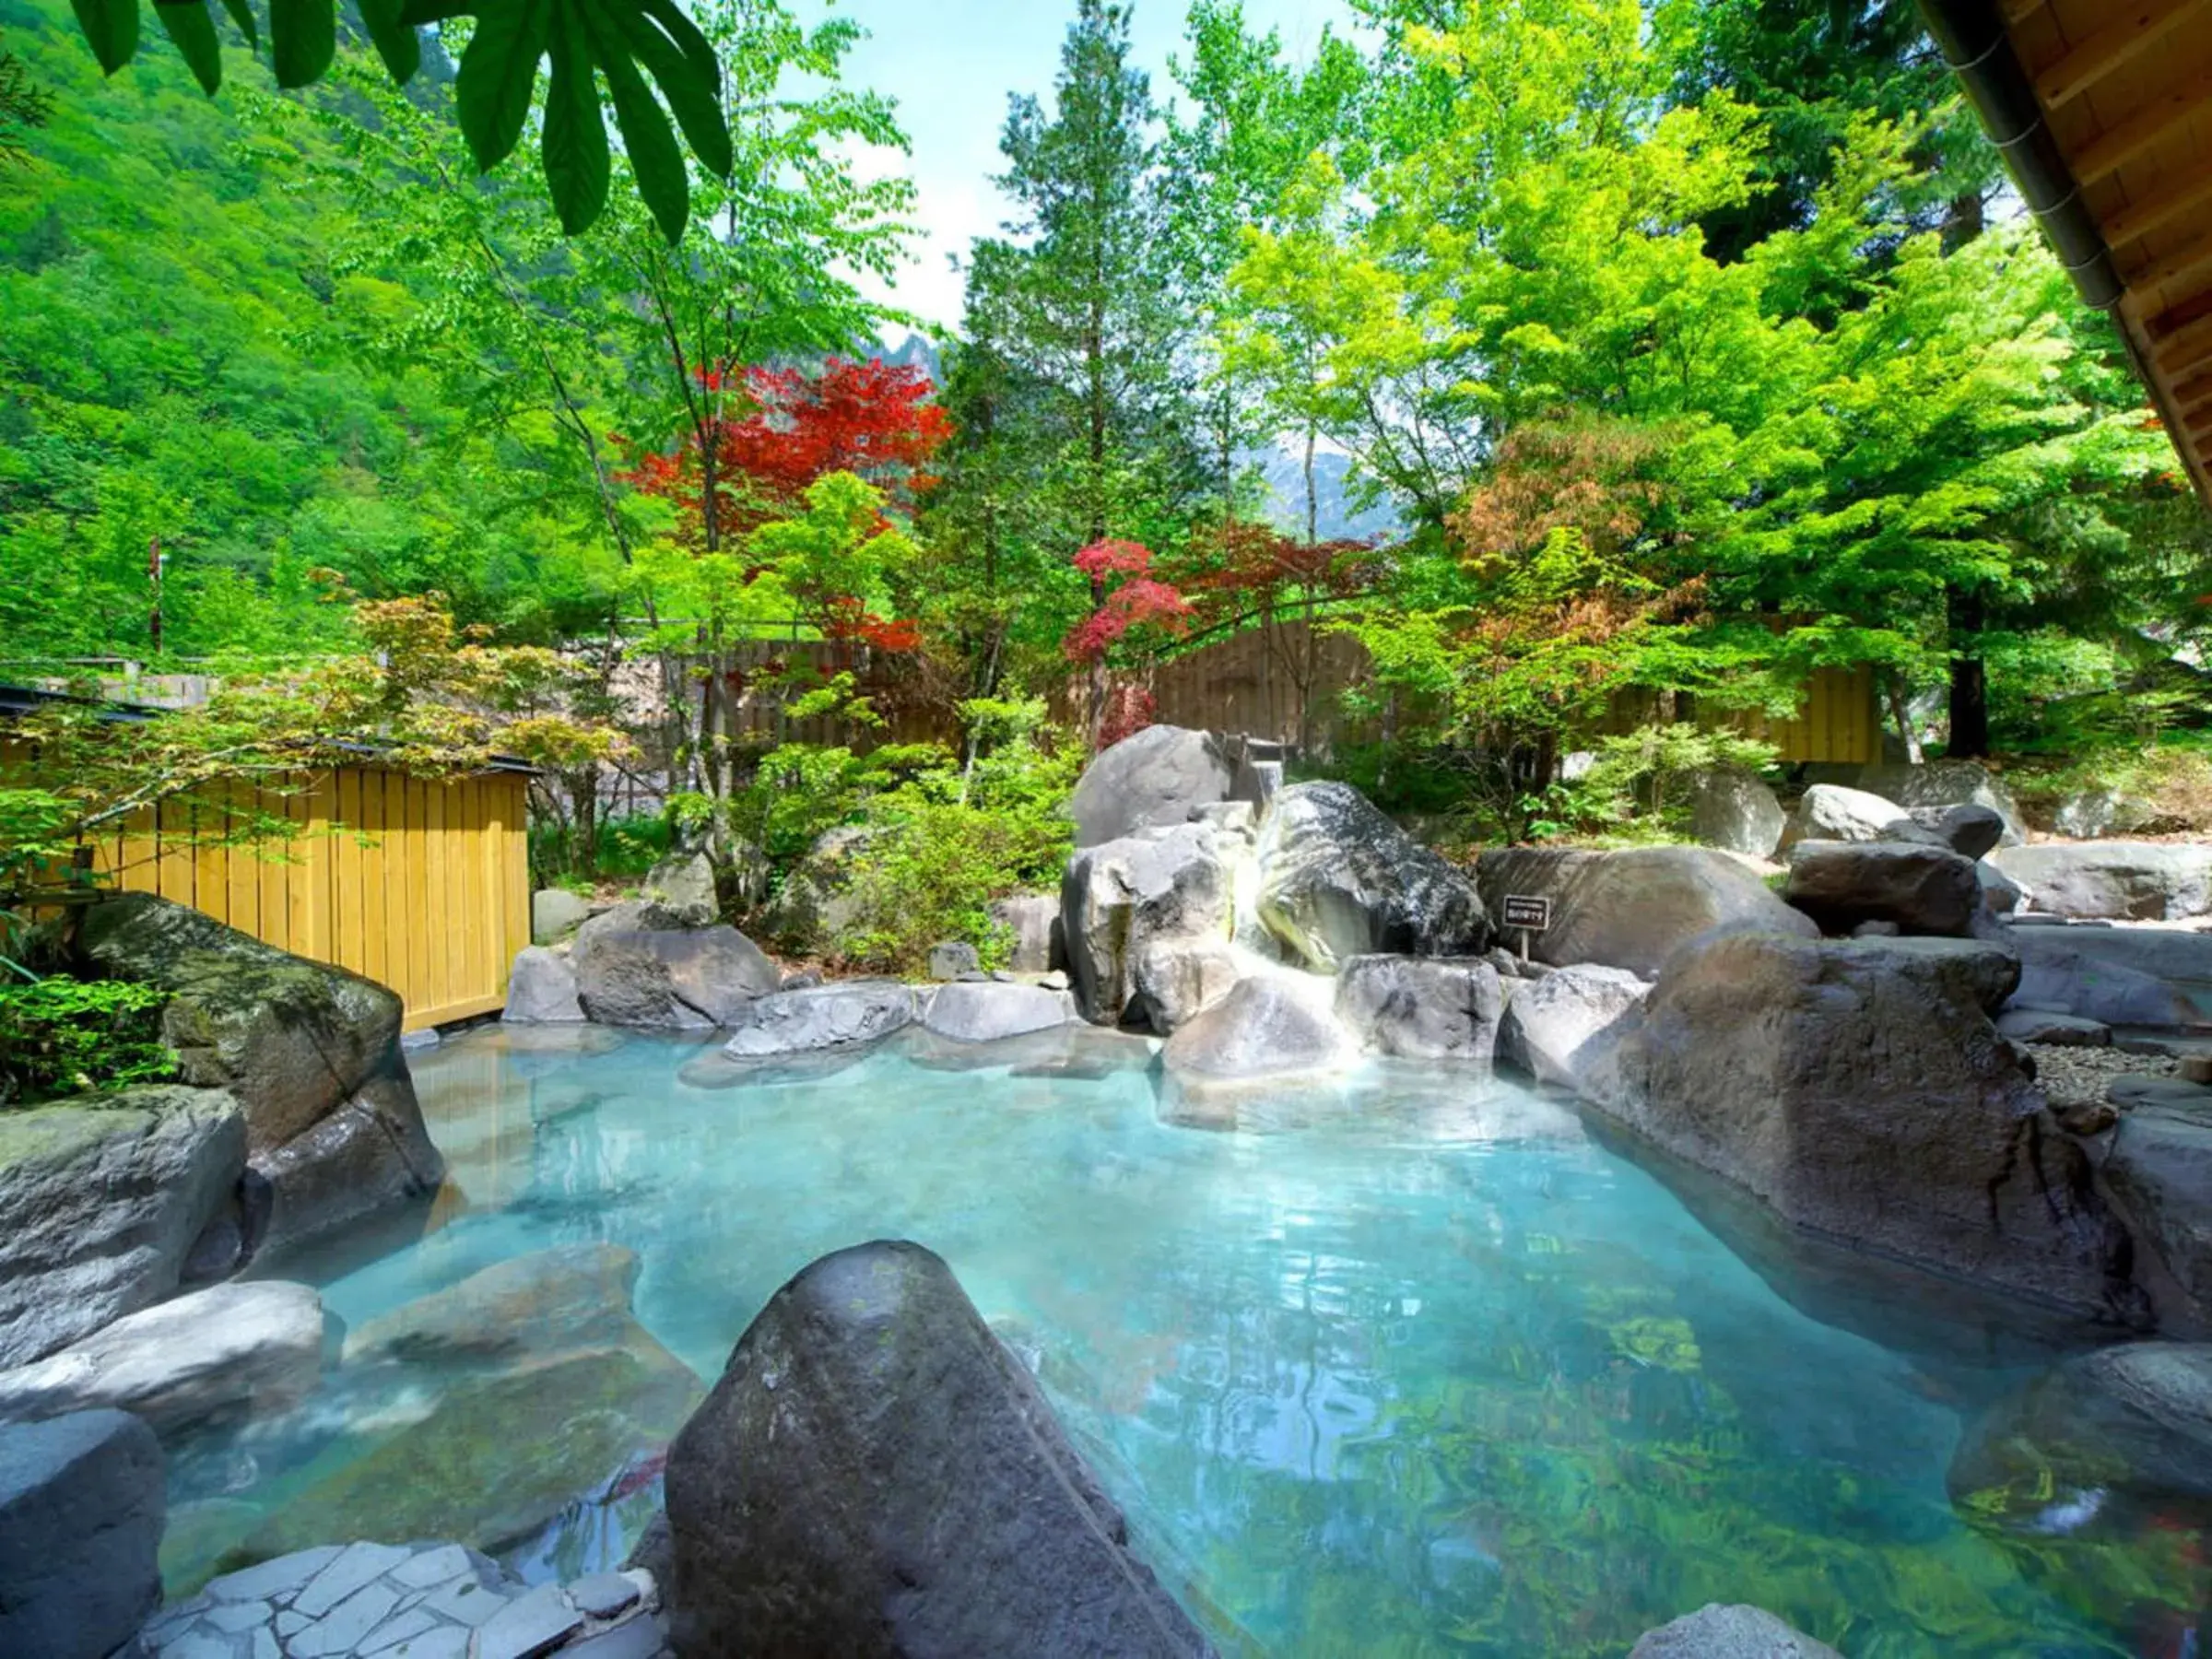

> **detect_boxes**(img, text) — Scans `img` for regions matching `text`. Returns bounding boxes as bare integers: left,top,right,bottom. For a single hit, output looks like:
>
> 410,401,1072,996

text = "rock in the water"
532,887,592,944
1475,846,1814,977
1334,955,1504,1061
665,1240,1214,1658
1127,939,1241,1035
1594,933,2137,1318
1255,782,1487,970
721,982,917,1058
1988,841,2212,922
1629,1604,1841,1658
344,1242,648,1368
0,1280,322,1436
927,940,982,981
572,906,783,1027
0,1409,163,1659
75,893,444,1256
1994,1008,2110,1046
1160,977,1351,1084
1496,965,1648,1089
921,981,1076,1042
1688,768,1785,860
235,1346,700,1564
643,851,720,925
0,1087,245,1369
1908,802,2006,860
1783,841,1981,936
988,894,1064,973
504,945,586,1023
1856,760,2025,847
1062,824,1235,1025
1068,724,1241,849
1948,1343,2212,1530
1775,783,1931,853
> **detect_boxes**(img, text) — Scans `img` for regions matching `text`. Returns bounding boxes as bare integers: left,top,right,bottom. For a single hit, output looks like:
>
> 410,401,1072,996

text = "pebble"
2028,1041,2177,1118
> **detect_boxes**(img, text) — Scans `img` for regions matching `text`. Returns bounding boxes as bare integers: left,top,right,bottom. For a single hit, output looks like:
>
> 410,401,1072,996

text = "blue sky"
811,0,1359,336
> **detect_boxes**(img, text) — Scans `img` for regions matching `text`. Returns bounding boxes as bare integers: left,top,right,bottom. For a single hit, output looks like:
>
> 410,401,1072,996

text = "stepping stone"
476,1583,582,1659
291,1578,400,1656
161,1633,237,1659
382,1629,470,1659
2112,1075,2212,1111
392,1544,473,1590
293,1541,411,1618
1996,1008,2111,1046
359,1605,440,1653
205,1545,343,1606
423,1573,511,1627
205,1599,269,1633
562,1617,667,1659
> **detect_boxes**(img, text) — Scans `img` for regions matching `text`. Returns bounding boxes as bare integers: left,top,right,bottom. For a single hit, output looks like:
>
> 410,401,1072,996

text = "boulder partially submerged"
1496,965,1648,1091
1334,955,1504,1061
0,1409,164,1659
721,982,918,1058
665,1240,1214,1657
1589,933,2139,1320
1062,823,1235,1026
571,901,783,1027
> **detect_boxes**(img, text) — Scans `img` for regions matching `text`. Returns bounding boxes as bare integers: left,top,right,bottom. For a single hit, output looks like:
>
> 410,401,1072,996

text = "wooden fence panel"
22,763,535,1033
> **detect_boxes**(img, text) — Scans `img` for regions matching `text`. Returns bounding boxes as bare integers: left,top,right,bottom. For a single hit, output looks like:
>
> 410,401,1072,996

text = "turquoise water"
182,1024,2206,1654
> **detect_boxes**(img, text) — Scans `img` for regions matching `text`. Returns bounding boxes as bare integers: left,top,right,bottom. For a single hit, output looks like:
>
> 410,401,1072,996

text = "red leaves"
1063,540,1193,664
818,595,923,655
619,355,951,547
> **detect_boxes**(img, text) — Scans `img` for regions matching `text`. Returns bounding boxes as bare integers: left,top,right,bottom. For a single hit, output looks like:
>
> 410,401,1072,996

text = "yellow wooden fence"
85,767,532,1032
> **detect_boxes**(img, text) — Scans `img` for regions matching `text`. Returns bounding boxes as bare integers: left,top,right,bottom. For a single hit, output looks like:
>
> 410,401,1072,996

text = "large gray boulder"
503,945,586,1023
1062,824,1235,1025
531,887,591,943
722,982,918,1058
759,825,874,955
2053,788,2159,841
2101,1105,2212,1329
921,981,1077,1043
1774,783,1930,853
1592,933,2138,1319
1856,760,2024,846
0,1279,323,1436
1128,938,1241,1035
643,850,720,925
1255,782,1487,970
0,1087,245,1369
1496,965,1648,1090
1909,802,2006,860
665,1240,1215,1657
1160,978,1352,1085
1334,956,1505,1061
1688,768,1785,860
1989,841,2212,921
571,902,783,1027
1630,1605,1840,1658
1475,846,1814,978
2008,924,2212,1028
989,893,1064,973
1948,1343,2212,1530
1782,841,1981,936
343,1241,651,1368
0,1409,163,1659
75,892,444,1256
1067,724,1241,849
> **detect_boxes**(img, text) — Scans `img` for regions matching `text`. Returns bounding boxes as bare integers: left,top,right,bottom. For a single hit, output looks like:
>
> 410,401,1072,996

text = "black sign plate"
1501,895,1551,931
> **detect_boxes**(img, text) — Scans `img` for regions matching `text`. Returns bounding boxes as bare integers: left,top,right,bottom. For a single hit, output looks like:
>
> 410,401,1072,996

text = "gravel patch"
2029,1041,2176,1116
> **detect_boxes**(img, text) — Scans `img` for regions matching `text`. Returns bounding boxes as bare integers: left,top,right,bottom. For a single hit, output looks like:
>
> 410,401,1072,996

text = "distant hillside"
1250,445,1402,544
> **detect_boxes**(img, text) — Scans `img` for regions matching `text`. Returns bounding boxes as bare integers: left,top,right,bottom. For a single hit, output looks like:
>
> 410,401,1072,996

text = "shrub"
1551,724,1780,841
0,974,175,1105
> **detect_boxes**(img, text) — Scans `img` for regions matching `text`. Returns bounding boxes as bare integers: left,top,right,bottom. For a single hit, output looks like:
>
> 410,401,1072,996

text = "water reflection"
172,1026,2212,1653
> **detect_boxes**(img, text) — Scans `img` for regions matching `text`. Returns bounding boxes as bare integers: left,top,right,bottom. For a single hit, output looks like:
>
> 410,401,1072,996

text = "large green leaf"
267,0,335,88
154,0,224,93
69,0,139,74
217,0,256,50
541,0,608,236
581,0,686,243
358,0,420,85
454,0,552,173
622,0,731,180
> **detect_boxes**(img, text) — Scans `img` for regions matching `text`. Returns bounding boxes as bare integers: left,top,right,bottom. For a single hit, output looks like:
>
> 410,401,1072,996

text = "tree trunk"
1947,585,1990,759
1883,672,1925,765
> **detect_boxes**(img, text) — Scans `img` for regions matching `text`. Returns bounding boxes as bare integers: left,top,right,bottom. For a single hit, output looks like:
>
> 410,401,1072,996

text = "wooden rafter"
2103,166,2212,249
2126,223,2212,293
2035,0,2211,108
2153,310,2212,374
2073,65,2212,182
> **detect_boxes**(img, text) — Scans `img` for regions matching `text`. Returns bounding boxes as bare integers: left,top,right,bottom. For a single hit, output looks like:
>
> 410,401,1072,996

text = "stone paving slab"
141,1540,671,1659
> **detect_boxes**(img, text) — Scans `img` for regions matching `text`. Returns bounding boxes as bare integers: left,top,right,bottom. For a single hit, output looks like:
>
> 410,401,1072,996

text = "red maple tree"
619,356,951,550
1062,540,1194,665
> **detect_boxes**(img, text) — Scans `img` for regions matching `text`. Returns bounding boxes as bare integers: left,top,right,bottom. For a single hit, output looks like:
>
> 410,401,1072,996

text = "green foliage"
0,972,173,1103
1554,724,1779,841
58,0,732,239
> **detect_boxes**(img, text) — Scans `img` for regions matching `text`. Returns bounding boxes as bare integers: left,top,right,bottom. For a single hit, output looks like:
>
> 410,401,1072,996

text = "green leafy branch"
65,0,731,239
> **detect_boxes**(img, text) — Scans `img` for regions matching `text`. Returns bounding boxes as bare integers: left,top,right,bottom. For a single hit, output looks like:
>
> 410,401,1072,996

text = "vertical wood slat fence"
87,767,532,1032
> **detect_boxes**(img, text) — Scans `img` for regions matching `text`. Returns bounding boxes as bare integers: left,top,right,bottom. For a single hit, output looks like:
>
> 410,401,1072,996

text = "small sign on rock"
1501,895,1551,932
